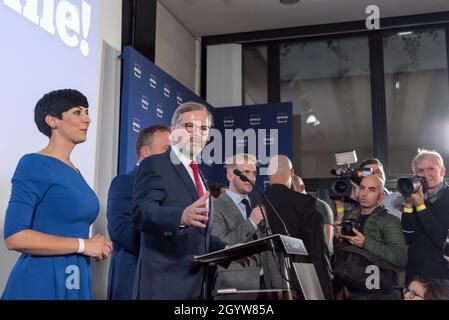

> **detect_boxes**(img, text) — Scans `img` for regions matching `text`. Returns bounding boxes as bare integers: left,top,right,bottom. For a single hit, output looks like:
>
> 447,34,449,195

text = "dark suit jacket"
132,148,226,300
262,184,333,299
106,168,140,300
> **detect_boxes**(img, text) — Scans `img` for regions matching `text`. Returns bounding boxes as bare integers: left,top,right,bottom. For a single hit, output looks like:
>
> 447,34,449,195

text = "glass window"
384,28,449,175
280,37,373,178
243,46,267,105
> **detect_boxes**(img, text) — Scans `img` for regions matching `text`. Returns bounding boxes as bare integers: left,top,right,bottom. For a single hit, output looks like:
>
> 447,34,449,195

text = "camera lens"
397,178,415,197
332,179,350,196
397,176,426,197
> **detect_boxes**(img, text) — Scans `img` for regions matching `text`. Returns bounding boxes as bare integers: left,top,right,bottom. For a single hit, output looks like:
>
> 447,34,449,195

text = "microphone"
233,169,290,237
252,193,270,236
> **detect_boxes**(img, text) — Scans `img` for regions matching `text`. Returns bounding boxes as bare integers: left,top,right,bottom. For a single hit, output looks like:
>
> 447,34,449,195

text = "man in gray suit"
211,153,264,299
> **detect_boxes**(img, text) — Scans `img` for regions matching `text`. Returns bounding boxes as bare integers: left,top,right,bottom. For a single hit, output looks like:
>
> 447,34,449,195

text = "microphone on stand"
233,169,290,237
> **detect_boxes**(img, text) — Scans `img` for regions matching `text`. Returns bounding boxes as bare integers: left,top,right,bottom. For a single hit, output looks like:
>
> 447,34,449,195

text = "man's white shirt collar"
171,144,193,167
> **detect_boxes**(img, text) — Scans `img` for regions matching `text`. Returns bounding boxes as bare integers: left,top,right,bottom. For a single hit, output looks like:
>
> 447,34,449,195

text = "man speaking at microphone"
132,102,227,300
211,154,265,299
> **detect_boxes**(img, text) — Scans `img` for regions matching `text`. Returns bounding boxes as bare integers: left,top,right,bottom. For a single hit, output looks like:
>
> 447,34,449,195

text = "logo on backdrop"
132,117,141,133
249,114,261,126
164,83,171,98
4,0,94,56
149,74,157,89
276,112,289,124
236,136,247,148
134,63,142,79
176,93,183,105
263,134,275,146
141,95,149,110
156,104,164,119
223,116,235,128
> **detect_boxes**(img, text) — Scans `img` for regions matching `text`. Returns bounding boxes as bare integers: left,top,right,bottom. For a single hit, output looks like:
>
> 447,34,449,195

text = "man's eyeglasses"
179,122,210,135
403,287,425,299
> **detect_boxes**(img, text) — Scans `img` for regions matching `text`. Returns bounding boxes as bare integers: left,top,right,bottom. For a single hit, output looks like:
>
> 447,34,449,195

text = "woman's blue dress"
2,153,99,300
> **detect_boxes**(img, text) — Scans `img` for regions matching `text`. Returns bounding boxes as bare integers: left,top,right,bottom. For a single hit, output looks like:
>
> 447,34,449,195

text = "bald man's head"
268,155,294,188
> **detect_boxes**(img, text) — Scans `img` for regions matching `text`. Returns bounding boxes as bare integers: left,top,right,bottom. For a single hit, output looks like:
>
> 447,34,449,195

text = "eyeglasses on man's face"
179,122,210,135
403,287,425,299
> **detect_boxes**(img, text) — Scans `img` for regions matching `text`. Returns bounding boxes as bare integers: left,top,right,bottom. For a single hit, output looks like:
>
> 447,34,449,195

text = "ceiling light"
280,0,300,4
398,31,413,36
395,81,400,90
306,114,317,124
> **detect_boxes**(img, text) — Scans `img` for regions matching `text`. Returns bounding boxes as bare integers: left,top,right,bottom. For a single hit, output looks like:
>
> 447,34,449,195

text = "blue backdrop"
120,46,292,189
211,104,293,190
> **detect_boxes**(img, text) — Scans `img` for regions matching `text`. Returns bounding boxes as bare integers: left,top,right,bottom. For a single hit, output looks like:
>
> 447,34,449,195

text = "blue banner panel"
212,103,293,190
120,46,293,191
120,46,210,173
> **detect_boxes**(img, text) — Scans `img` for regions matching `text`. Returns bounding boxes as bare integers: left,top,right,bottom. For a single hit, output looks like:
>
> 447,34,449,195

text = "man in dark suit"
212,153,264,298
263,155,333,300
106,125,171,300
132,102,227,300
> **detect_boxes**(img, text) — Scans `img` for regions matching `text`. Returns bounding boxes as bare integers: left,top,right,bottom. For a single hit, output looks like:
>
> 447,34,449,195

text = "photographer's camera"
330,167,374,198
397,176,429,198
340,220,356,237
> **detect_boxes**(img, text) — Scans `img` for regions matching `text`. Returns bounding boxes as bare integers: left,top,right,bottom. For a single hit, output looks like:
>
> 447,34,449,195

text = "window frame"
201,12,449,197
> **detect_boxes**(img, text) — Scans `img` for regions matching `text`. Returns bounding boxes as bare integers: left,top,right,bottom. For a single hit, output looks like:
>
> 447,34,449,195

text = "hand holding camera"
402,184,425,208
340,220,356,237
397,176,428,207
340,225,366,248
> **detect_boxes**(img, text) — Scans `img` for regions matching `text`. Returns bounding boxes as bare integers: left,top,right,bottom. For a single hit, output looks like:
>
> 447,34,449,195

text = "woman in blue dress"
2,89,112,300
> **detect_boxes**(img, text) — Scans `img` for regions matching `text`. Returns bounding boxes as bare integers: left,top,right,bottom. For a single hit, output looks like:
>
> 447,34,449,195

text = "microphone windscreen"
233,169,250,182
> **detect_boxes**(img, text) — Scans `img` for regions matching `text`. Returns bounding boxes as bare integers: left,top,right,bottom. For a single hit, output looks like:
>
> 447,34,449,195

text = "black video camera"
397,176,429,198
329,167,374,199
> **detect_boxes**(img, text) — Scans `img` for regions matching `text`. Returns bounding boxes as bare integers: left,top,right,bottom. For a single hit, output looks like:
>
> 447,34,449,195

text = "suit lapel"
198,169,208,191
166,148,199,201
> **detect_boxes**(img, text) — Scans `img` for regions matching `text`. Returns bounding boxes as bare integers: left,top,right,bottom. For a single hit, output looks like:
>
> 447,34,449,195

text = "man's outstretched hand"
180,192,210,228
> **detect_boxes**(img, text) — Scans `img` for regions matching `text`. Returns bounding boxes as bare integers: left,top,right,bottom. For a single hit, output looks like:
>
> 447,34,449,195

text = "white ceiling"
158,0,449,37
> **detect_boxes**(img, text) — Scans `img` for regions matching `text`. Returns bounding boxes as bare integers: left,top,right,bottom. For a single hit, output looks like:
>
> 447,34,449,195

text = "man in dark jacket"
262,155,333,300
401,149,449,283
106,125,171,299
335,175,407,300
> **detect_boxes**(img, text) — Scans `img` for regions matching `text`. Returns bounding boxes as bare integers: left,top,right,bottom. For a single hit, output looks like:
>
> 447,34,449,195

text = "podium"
194,234,325,300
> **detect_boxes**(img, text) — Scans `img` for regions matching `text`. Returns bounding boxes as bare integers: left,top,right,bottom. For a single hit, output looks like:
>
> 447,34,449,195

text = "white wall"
207,44,242,107
89,0,123,300
155,2,196,92
0,0,123,298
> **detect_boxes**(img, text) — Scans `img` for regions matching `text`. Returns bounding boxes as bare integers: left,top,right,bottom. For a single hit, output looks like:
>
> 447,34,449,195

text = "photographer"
401,149,449,283
334,175,407,300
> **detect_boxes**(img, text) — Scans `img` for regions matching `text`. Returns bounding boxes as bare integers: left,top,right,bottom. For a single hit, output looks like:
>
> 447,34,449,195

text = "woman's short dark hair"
34,89,89,138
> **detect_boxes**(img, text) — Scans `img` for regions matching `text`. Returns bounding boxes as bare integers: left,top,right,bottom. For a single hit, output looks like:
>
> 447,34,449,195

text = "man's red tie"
189,161,205,198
